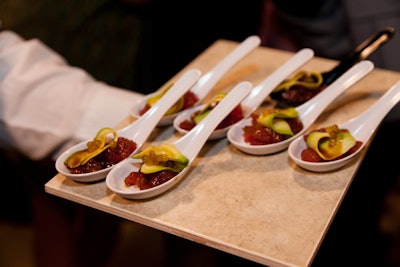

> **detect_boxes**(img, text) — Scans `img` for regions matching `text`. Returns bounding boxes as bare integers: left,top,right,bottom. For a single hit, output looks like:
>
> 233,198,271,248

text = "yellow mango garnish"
192,92,226,124
64,127,118,168
273,71,323,92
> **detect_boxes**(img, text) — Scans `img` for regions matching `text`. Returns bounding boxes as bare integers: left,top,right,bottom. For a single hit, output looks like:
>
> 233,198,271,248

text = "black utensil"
271,27,395,107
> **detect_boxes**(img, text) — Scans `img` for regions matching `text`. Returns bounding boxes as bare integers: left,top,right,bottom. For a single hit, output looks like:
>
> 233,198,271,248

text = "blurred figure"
261,0,400,72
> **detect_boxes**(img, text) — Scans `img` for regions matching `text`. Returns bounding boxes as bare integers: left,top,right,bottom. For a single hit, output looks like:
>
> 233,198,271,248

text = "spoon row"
56,42,394,200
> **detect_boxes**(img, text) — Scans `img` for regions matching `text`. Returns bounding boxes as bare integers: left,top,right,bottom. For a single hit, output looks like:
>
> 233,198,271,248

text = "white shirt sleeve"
0,30,144,160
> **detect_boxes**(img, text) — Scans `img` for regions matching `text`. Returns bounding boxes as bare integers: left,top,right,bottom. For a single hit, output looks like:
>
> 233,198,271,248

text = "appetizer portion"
64,128,137,174
124,144,189,190
270,71,327,107
178,92,244,131
139,83,199,116
301,125,363,162
243,107,303,145
270,28,394,107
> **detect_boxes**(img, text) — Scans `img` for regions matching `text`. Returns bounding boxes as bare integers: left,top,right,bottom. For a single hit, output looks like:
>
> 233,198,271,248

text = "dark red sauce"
242,113,303,145
271,84,328,107
124,169,178,190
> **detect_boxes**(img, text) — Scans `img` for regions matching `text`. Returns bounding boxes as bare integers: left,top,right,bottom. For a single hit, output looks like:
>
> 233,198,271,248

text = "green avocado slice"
193,109,211,124
140,160,188,174
256,107,298,136
132,144,189,174
306,128,356,160
192,92,226,124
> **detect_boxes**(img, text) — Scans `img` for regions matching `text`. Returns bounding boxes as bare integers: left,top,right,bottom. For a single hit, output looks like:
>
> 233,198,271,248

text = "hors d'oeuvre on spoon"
270,27,394,107
288,80,400,172
130,35,261,126
227,60,374,156
55,69,201,182
106,81,253,199
173,48,314,140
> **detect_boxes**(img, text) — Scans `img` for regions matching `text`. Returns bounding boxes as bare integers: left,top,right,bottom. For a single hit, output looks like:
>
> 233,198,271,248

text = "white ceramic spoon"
288,80,400,172
227,60,374,155
55,69,201,183
130,35,260,126
106,81,253,199
173,48,314,140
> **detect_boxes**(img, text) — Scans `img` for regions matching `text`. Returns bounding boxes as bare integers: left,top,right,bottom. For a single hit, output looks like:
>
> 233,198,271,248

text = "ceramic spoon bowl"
130,35,260,126
288,80,400,172
173,48,314,140
106,81,252,199
55,69,201,183
227,60,374,155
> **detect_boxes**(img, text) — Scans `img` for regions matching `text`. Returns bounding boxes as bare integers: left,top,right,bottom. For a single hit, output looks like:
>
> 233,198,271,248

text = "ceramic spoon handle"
346,80,400,141
176,81,252,162
118,69,201,143
298,60,374,126
191,35,260,100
